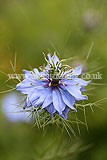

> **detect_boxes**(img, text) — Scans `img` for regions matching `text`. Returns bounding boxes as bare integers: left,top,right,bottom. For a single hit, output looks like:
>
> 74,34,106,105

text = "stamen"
42,52,53,67
59,80,61,84
62,82,65,87
49,82,51,87
30,83,34,86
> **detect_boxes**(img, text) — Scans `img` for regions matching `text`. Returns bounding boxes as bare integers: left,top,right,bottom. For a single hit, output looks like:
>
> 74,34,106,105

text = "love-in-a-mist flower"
16,53,90,119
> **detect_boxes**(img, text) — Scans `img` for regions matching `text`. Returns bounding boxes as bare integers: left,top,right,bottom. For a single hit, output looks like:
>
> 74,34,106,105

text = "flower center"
51,79,59,86
48,77,60,87
48,69,61,87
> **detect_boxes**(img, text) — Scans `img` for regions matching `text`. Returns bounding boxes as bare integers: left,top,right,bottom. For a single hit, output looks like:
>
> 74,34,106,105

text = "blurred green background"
0,0,107,160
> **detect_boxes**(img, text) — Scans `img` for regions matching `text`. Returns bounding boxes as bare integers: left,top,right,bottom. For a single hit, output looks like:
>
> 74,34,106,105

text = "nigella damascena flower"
16,53,90,119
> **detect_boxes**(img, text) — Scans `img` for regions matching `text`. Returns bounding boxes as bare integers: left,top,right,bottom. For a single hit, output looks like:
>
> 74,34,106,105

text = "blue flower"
16,53,90,119
2,92,31,122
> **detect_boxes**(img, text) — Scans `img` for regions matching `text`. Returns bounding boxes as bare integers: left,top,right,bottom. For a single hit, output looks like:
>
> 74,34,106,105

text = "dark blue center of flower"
51,79,59,86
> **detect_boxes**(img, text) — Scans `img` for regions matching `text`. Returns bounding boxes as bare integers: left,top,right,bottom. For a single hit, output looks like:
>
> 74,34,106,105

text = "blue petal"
47,53,61,68
65,85,88,100
42,90,52,109
47,53,53,64
61,66,82,79
45,53,53,69
61,90,77,112
72,65,82,76
53,53,60,67
34,94,46,106
72,78,91,87
45,64,50,69
63,78,91,87
61,106,70,119
16,79,44,94
27,89,42,105
32,87,52,107
16,79,35,94
23,69,32,79
23,68,45,80
33,68,48,79
25,97,32,107
34,88,50,106
40,70,48,77
46,103,56,115
61,69,72,77
80,87,85,92
23,69,37,80
52,88,66,114
33,68,41,79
